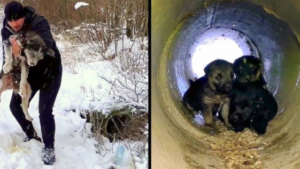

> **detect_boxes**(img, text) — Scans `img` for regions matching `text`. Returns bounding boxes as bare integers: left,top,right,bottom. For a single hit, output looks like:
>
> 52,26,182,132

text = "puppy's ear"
188,79,194,86
252,56,262,65
25,38,30,44
45,48,55,57
204,64,211,74
230,63,234,70
233,57,241,67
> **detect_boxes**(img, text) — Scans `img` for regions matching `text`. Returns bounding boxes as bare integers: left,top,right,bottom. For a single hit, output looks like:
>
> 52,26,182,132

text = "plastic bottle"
115,145,125,165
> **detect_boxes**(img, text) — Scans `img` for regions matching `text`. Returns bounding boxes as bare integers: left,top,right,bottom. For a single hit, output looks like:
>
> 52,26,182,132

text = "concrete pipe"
152,0,300,168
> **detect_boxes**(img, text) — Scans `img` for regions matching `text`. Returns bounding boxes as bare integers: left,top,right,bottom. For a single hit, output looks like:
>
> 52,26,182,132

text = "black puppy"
233,55,267,89
182,59,234,127
228,84,278,135
218,55,268,128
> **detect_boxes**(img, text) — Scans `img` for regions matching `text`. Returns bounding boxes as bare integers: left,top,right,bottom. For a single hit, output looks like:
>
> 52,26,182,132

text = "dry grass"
82,107,148,143
119,113,148,141
3,0,147,32
2,0,148,55
79,108,148,168
204,121,269,169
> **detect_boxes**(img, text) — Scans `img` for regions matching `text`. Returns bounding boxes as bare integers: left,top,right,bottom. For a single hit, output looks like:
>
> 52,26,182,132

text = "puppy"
1,31,54,121
228,84,278,135
219,55,268,128
233,55,267,88
182,59,234,127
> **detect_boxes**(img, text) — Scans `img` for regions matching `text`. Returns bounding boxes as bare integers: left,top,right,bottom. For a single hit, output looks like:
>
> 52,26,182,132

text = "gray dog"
1,31,54,121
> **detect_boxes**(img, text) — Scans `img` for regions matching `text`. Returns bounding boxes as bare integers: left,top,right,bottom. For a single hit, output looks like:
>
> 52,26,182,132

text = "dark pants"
9,72,62,148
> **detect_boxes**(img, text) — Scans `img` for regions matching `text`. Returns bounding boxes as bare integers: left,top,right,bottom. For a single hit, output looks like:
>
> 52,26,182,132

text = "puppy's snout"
231,113,242,122
233,115,240,121
224,82,232,90
29,62,35,66
246,76,251,82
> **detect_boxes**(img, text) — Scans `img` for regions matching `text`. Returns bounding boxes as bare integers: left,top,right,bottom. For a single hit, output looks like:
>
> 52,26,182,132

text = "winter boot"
42,147,56,165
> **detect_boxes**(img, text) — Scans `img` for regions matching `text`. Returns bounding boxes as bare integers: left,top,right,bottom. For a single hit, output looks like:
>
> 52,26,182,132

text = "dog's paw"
225,124,234,130
233,126,245,132
18,90,26,98
19,56,27,62
209,126,221,135
25,115,33,121
253,124,267,135
3,63,12,74
254,127,266,135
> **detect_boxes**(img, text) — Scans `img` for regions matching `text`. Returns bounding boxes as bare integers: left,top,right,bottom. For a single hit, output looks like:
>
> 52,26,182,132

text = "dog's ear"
233,57,242,67
188,79,194,86
204,64,211,74
25,38,30,44
254,57,262,65
258,60,262,69
45,48,55,57
246,55,262,65
230,63,234,70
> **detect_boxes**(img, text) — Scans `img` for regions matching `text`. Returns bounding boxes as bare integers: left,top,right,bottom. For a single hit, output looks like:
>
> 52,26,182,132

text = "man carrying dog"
1,1,62,165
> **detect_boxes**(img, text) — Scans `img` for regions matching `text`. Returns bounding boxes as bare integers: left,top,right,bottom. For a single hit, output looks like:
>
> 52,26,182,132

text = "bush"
81,106,148,143
2,0,148,38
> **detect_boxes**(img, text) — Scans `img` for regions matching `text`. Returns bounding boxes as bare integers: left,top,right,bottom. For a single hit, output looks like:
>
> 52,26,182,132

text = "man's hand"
10,38,21,57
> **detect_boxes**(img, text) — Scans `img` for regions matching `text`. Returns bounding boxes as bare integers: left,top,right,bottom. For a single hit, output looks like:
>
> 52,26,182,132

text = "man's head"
4,1,26,32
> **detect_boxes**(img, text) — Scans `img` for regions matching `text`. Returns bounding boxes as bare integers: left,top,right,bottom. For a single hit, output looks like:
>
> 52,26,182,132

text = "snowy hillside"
0,3,148,169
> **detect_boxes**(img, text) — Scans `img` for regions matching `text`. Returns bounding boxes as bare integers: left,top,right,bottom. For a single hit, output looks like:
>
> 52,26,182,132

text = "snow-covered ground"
0,4,148,169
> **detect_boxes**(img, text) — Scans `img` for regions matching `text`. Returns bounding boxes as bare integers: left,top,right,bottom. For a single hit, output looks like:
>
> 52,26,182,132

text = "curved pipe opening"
152,0,300,168
183,28,255,96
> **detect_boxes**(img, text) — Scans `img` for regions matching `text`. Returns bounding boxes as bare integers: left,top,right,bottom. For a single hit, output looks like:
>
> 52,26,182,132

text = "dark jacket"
1,6,62,91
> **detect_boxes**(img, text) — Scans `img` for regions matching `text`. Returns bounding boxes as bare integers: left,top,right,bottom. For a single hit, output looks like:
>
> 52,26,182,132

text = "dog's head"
228,94,255,127
228,85,267,127
204,59,234,93
24,48,54,67
11,31,55,66
233,55,263,84
229,100,253,126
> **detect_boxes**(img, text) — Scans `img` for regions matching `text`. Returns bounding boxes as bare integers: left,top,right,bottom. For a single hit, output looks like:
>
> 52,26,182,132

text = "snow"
74,2,89,10
0,4,148,169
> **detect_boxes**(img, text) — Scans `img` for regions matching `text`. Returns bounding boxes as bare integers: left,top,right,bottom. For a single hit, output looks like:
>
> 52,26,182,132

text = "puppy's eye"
215,74,222,80
251,68,256,72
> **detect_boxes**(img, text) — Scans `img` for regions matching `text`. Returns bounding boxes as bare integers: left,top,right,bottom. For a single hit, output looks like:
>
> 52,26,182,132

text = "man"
1,1,62,165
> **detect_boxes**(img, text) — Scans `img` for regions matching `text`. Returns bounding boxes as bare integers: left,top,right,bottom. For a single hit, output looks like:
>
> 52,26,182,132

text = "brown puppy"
183,59,234,126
